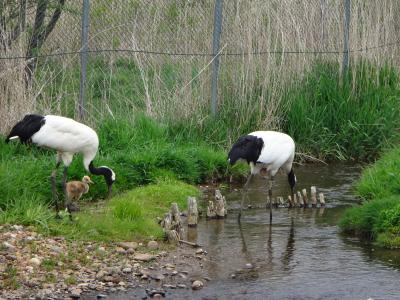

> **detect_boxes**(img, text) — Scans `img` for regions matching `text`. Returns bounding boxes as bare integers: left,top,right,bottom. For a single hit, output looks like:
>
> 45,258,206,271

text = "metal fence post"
342,0,350,76
79,0,90,121
211,0,223,117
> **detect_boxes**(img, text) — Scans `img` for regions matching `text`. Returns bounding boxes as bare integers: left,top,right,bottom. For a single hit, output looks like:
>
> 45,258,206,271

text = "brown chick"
66,175,94,203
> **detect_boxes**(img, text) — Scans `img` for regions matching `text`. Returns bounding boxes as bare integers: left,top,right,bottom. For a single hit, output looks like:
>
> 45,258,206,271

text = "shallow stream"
110,163,400,300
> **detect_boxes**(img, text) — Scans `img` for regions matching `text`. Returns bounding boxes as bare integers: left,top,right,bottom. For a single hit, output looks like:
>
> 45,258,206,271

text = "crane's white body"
248,131,295,176
31,115,99,170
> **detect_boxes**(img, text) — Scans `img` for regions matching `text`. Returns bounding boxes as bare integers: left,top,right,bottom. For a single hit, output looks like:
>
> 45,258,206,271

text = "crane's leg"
51,161,62,218
238,174,253,222
268,176,274,224
61,166,73,221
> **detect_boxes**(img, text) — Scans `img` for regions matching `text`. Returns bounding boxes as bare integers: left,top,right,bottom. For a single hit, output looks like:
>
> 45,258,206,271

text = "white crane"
228,131,296,223
6,114,116,218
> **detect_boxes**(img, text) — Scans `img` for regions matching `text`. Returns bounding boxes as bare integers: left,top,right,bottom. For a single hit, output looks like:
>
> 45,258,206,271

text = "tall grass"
281,61,400,160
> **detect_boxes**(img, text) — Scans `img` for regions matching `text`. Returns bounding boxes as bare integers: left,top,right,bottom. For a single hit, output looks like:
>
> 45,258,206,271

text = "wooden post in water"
207,201,216,218
302,188,308,208
310,186,317,207
187,197,198,227
293,193,298,207
319,193,326,206
288,195,293,208
297,191,304,207
215,189,227,218
161,202,184,244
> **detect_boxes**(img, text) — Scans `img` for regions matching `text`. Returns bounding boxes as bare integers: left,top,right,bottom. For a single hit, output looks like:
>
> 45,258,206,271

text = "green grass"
44,179,199,241
339,147,400,248
281,61,400,161
0,114,244,240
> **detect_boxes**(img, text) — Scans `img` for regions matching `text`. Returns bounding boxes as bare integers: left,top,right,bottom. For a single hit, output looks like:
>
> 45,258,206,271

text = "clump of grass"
339,196,400,248
2,265,20,290
356,148,400,200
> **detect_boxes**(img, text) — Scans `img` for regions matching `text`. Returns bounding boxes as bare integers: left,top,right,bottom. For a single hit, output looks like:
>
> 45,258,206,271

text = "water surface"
112,163,400,300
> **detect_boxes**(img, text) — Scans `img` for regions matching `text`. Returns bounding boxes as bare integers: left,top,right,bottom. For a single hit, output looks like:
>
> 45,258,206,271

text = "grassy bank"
339,148,400,248
0,114,245,240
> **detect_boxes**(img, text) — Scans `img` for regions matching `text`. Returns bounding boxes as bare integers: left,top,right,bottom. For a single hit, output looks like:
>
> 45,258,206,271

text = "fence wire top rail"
1,40,400,61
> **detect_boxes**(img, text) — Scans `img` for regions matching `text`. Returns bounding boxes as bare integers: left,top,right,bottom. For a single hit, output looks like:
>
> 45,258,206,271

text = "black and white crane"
5,114,116,218
228,131,296,224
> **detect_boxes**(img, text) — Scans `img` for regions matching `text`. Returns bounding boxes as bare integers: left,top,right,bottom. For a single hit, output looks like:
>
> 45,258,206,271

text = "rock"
25,266,34,273
115,247,126,254
96,270,108,279
50,245,63,254
29,257,42,266
70,288,82,298
97,246,106,254
122,267,132,273
149,272,165,281
118,241,138,250
177,284,187,289
134,253,155,262
192,280,204,290
146,289,166,297
12,225,23,231
164,263,175,270
162,284,176,289
147,241,159,250
96,294,108,299
2,241,16,250
195,248,204,255
245,263,253,269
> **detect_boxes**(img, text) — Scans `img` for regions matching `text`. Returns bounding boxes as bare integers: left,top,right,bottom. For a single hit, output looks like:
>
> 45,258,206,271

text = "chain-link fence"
1,0,400,133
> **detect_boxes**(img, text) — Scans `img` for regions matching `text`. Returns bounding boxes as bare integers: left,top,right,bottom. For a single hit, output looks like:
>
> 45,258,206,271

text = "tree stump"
215,189,227,218
161,203,184,243
302,188,308,208
293,194,298,207
319,193,326,206
297,191,304,207
206,201,216,218
310,186,317,207
187,197,198,227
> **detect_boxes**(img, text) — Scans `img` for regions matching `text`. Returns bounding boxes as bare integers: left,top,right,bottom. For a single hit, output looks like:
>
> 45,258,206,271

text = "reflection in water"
187,226,198,243
281,218,295,272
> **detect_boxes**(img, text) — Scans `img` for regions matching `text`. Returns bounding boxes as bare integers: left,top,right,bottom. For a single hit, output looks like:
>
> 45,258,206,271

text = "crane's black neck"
89,161,115,186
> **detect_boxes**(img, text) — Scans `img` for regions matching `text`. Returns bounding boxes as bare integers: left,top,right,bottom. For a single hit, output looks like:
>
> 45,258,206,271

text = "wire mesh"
1,0,400,133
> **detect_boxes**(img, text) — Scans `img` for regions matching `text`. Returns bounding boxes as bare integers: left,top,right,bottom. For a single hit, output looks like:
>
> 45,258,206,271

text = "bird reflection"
281,218,295,271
